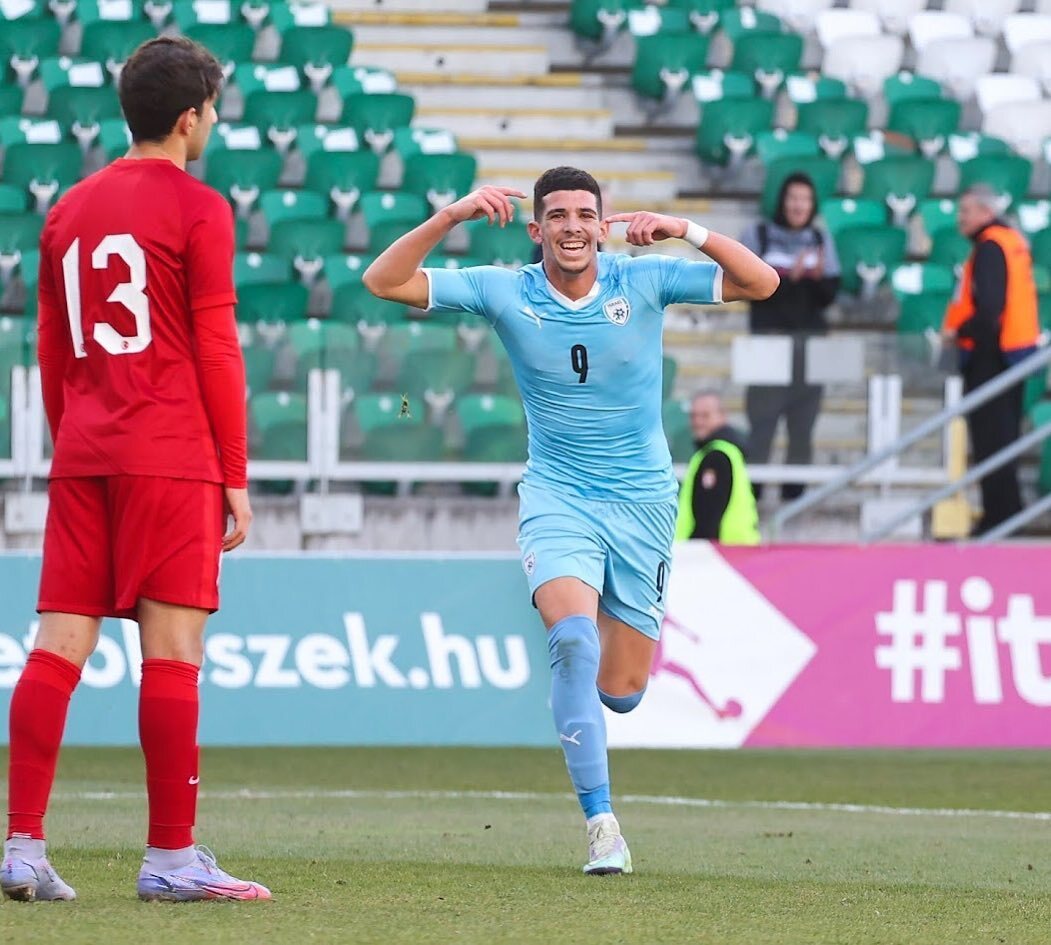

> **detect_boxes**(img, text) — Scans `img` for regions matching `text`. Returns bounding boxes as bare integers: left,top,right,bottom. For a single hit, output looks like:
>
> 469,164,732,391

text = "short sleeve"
657,256,723,306
423,265,514,323
186,192,238,312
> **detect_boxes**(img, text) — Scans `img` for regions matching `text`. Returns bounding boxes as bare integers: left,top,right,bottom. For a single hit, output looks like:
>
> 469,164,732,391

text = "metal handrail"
861,420,1051,542
769,345,1051,540
977,490,1051,543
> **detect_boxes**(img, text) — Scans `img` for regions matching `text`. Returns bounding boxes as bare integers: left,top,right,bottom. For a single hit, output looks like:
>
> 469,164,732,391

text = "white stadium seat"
983,100,1051,160
821,34,905,99
1011,40,1051,95
848,0,927,36
944,0,1021,37
908,11,973,53
917,37,997,101
974,73,1041,117
814,9,880,49
1001,14,1051,55
755,0,836,35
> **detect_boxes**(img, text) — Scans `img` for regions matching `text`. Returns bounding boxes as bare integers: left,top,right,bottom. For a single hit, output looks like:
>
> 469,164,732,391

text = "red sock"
139,659,200,850
7,649,81,840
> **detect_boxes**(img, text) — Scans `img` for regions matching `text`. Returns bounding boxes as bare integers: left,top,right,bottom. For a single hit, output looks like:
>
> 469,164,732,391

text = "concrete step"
417,107,614,140
331,0,488,12
351,43,549,76
405,82,605,111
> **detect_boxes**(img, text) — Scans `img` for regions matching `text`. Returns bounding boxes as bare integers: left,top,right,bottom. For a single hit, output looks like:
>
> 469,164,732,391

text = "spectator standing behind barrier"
942,185,1040,536
740,173,841,500
675,391,759,544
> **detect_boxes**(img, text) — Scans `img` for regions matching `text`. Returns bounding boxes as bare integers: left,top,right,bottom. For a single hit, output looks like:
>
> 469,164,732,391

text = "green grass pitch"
1,747,1050,944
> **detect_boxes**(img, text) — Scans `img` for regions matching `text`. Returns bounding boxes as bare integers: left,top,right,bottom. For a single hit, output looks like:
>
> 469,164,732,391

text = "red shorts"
38,476,225,619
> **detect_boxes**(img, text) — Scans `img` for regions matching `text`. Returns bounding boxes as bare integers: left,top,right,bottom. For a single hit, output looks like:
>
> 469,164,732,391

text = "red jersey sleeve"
185,191,238,313
36,211,71,439
194,303,248,488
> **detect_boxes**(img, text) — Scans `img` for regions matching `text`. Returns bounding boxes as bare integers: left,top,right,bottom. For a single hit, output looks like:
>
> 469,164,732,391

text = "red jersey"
37,157,247,485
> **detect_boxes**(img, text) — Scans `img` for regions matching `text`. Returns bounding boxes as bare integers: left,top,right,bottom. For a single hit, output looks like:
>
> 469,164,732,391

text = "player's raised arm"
604,211,779,302
363,185,527,308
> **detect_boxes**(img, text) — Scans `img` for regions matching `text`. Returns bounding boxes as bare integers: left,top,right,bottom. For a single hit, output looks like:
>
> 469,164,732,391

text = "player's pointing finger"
602,213,638,225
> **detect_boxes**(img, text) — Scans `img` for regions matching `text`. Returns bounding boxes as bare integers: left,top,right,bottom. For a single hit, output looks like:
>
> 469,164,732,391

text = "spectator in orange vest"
942,185,1040,535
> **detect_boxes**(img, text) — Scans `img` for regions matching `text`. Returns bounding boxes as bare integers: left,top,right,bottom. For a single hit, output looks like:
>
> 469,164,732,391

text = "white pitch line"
49,788,1051,822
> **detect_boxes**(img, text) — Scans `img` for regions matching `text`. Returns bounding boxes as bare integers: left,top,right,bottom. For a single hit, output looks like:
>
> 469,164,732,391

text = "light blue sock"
548,615,612,820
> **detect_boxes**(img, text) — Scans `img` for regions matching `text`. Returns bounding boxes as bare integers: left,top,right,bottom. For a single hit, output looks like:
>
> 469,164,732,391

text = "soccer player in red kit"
1,37,270,903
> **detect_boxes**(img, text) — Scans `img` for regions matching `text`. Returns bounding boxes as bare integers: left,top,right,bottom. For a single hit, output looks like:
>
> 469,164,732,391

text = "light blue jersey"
425,252,722,503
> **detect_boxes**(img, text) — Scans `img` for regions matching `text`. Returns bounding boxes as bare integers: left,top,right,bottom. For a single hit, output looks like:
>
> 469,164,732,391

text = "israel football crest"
603,296,631,326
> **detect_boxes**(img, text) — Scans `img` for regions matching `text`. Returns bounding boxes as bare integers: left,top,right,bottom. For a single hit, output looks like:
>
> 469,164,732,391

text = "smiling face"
528,189,608,277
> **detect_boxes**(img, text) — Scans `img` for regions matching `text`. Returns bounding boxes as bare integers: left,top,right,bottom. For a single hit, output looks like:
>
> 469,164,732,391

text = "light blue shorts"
516,482,677,640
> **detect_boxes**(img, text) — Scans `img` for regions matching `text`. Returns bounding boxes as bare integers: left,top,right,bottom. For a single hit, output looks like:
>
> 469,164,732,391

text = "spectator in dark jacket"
740,173,841,499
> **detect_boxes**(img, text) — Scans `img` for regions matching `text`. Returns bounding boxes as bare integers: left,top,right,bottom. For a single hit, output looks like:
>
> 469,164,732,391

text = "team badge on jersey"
522,551,537,576
603,296,631,326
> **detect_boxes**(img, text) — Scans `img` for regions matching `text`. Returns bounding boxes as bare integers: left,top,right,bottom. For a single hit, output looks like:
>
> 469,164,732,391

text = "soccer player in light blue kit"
364,167,778,874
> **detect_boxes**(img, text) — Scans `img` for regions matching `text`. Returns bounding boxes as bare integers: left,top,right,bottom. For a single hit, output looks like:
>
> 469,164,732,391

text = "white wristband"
684,221,710,250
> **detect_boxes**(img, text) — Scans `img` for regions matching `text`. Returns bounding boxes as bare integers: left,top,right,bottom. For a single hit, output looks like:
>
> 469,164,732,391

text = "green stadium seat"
354,391,419,434
322,253,372,291
860,155,935,226
957,155,1032,212
0,214,42,283
928,228,972,271
304,149,380,218
755,129,819,166
38,56,107,92
234,251,291,287
172,0,243,29
285,319,371,395
237,282,309,324
662,355,677,400
0,390,10,459
891,262,955,298
13,247,36,293
467,220,536,268
897,290,951,335
329,67,395,106
185,23,256,71
259,188,328,227
820,198,886,237
380,323,457,365
887,98,961,158
241,340,276,396
79,20,153,71
0,84,24,117
398,348,476,403
463,424,527,465
279,24,353,92
295,123,361,159
883,73,942,107
69,0,152,27
2,141,82,211
570,0,640,42
691,68,754,104
834,225,908,297
456,393,525,436
46,85,123,148
268,218,345,281
761,155,839,218
330,281,406,328
242,90,320,149
391,126,458,162
1034,265,1051,295
1032,229,1051,270
917,198,957,242
665,0,734,34
784,73,847,106
204,147,283,216
400,152,477,214
947,132,1012,164
361,190,426,236
0,183,27,213
628,4,690,35
249,391,307,460
0,0,46,18
696,96,773,165
94,116,129,161
360,423,444,464
731,31,802,97
344,92,415,154
269,0,331,33
232,63,303,99
795,98,868,160
0,18,61,85
717,7,780,43
631,32,709,101
1028,400,1051,495
0,115,63,147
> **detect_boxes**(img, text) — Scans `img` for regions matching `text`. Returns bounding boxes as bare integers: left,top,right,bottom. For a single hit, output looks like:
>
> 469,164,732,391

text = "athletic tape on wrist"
684,221,710,249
